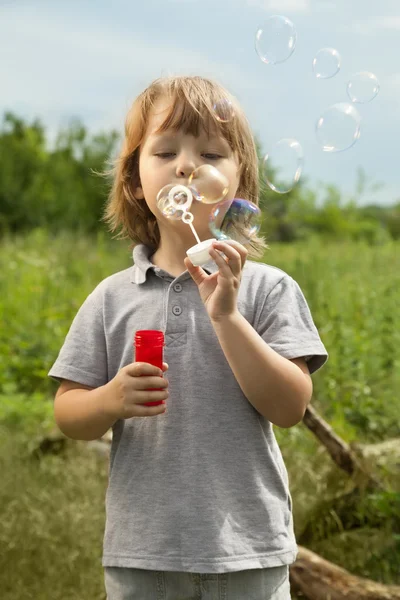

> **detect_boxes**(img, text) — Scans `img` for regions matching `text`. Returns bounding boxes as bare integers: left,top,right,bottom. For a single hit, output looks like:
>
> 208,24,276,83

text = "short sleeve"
48,290,108,388
256,275,328,375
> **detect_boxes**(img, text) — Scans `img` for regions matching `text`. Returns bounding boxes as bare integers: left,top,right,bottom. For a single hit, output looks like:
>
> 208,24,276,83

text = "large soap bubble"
316,103,361,152
255,16,297,65
209,198,262,244
312,48,341,79
347,72,380,104
188,164,229,204
262,138,303,194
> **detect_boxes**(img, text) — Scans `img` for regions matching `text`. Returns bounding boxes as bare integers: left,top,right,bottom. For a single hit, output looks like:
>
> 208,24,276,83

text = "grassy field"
0,228,399,599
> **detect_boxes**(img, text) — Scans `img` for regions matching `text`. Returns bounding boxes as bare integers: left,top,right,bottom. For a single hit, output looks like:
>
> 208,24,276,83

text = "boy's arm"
211,311,313,427
54,380,118,441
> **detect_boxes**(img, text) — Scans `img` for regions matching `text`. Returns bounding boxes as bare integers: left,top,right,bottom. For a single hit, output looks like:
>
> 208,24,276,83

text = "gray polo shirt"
48,243,328,573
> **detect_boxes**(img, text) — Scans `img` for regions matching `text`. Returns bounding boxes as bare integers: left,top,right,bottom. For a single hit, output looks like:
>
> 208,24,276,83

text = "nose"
175,151,196,179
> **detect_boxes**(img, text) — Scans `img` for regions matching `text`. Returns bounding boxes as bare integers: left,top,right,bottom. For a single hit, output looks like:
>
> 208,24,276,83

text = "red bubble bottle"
134,330,165,406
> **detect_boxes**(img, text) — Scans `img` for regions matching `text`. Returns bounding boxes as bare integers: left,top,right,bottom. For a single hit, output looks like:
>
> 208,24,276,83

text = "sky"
1,0,399,206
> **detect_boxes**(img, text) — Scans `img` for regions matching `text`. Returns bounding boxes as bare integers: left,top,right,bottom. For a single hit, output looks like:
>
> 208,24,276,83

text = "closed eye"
154,153,223,160
155,152,175,158
202,154,223,160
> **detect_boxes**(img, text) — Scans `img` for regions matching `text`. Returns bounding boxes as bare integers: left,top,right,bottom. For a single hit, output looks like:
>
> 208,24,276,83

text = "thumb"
184,257,207,286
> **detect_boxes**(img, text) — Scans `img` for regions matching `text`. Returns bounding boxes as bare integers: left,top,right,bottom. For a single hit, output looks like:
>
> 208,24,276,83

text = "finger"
210,243,242,278
209,246,232,277
134,376,168,390
184,257,209,286
128,362,163,377
212,240,247,272
225,240,249,266
162,362,169,371
134,389,169,403
131,402,167,417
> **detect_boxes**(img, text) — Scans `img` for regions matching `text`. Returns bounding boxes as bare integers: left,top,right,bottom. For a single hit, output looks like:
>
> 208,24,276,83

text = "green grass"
1,229,400,598
0,425,108,600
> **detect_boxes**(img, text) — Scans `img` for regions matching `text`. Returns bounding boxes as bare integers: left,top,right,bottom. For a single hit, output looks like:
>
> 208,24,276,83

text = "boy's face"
135,97,241,242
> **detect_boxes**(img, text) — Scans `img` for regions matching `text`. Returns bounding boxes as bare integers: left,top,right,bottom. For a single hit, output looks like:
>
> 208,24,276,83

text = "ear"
135,184,144,199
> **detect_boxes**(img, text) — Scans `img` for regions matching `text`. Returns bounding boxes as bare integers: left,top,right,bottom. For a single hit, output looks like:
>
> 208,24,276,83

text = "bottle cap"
186,239,217,267
134,330,165,346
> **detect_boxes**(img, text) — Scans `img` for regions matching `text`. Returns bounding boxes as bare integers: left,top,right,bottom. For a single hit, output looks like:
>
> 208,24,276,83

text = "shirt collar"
130,243,219,284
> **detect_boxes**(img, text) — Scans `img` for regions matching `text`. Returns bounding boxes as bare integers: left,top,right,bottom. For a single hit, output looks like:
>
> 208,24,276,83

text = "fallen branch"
290,545,400,600
302,405,382,488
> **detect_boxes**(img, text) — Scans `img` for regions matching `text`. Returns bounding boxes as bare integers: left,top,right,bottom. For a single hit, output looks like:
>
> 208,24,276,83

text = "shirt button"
174,283,182,293
172,305,182,316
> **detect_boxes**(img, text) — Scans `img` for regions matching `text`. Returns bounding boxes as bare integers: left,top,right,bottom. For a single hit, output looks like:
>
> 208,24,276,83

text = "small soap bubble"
209,198,262,244
312,48,341,79
213,99,235,123
262,139,303,194
316,103,361,152
156,184,187,220
255,16,297,65
347,71,380,104
188,164,229,204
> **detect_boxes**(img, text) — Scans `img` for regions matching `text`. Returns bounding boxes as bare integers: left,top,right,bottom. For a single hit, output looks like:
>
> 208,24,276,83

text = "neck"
151,227,208,276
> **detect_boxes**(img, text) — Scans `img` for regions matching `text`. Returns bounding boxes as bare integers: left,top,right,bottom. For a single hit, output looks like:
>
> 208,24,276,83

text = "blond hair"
102,75,268,259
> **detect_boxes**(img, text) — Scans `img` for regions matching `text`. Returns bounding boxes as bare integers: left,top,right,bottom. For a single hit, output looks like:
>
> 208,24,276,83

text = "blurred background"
0,1,399,599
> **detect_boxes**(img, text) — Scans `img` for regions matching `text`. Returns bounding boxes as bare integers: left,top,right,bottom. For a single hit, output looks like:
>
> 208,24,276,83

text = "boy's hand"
184,239,248,322
105,362,169,420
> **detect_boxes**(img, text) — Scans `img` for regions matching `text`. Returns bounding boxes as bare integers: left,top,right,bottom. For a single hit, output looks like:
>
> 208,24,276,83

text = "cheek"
229,165,241,194
138,159,159,191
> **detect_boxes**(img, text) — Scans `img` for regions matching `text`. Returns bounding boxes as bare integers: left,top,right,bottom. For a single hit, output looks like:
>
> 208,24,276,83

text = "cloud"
341,16,400,35
0,4,260,126
247,0,310,12
314,1,336,11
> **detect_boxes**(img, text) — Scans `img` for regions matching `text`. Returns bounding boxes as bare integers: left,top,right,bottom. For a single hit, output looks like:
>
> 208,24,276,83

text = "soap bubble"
312,48,341,79
316,103,361,152
213,99,235,123
347,71,380,103
209,198,262,244
188,164,229,204
156,184,192,220
262,138,303,194
255,16,297,65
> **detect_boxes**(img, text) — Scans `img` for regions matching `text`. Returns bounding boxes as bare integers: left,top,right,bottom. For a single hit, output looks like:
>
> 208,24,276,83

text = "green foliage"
255,136,396,245
0,113,119,235
0,228,130,439
268,237,400,441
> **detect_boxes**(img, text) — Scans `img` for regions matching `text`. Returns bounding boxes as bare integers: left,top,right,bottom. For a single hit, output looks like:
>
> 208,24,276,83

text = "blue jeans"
104,565,291,599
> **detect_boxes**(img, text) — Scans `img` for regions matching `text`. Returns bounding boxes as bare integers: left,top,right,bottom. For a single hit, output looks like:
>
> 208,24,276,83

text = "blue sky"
1,0,399,206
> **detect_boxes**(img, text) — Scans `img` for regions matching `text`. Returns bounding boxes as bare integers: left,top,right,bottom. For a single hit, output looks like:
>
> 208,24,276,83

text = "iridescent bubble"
188,164,229,204
213,99,235,123
316,103,361,152
156,184,191,220
255,16,297,65
209,198,262,244
347,71,380,104
262,138,303,194
312,47,341,79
